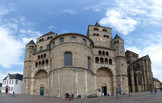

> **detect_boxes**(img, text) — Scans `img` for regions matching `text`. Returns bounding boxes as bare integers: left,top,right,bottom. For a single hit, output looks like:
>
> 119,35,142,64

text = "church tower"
111,34,128,94
87,22,112,48
22,40,36,94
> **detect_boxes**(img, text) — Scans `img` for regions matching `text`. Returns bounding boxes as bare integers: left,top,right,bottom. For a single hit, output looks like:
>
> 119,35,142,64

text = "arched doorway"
5,86,9,93
40,84,44,96
96,68,113,96
101,83,107,96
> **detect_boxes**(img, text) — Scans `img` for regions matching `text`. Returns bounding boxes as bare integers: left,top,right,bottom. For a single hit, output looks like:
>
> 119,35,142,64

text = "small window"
47,37,50,39
42,60,44,65
105,58,108,64
102,51,105,55
46,45,49,49
16,80,18,84
95,57,99,63
103,29,107,32
38,55,40,59
106,52,109,56
46,59,49,65
60,38,64,43
64,52,72,66
40,46,43,51
88,57,91,69
39,61,41,66
94,28,98,30
41,54,43,58
98,50,101,55
109,59,112,65
35,62,38,67
82,39,86,44
44,54,46,58
71,37,76,42
100,58,104,64
117,41,119,43
53,42,55,46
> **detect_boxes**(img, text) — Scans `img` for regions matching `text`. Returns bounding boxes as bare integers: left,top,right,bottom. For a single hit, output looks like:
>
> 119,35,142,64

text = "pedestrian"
71,93,74,101
154,88,157,93
150,89,153,94
64,93,67,101
12,91,15,97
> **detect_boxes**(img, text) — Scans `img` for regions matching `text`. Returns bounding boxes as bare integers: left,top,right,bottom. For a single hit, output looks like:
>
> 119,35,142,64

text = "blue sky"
0,0,162,82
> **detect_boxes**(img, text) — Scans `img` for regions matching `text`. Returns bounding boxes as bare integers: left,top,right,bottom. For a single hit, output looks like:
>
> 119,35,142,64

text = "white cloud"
0,27,24,68
99,0,162,35
63,9,75,14
100,9,137,35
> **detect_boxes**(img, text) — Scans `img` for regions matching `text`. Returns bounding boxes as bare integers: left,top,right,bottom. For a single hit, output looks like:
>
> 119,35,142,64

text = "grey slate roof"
40,31,55,38
3,73,23,81
27,40,35,45
114,34,122,39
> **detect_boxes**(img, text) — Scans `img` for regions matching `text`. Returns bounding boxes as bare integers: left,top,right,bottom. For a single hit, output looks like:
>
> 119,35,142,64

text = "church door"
102,86,107,96
40,87,44,96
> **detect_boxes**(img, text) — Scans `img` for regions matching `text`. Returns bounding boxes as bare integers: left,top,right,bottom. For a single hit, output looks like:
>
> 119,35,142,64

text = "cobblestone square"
0,91,162,103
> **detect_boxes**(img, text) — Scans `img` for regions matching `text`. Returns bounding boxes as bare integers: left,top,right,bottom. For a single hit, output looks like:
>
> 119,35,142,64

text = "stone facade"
126,50,154,92
23,23,152,97
153,78,162,89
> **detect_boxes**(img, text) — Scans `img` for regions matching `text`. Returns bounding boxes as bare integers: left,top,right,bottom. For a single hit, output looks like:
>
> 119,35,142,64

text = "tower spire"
95,21,100,26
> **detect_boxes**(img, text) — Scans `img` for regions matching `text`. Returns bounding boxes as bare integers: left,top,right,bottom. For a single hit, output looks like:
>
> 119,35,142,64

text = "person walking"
71,93,74,101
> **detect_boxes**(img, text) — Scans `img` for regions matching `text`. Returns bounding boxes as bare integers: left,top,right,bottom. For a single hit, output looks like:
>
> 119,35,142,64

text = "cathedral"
22,22,153,97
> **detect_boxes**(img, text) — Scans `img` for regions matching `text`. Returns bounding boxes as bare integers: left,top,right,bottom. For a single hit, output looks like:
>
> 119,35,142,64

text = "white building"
2,73,23,94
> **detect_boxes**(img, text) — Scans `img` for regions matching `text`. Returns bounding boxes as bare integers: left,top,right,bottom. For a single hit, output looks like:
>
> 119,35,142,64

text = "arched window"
100,58,104,64
38,55,40,59
105,58,108,64
64,52,72,66
46,59,48,65
94,28,98,30
42,60,44,66
103,29,107,32
106,52,109,56
109,59,112,65
88,57,91,69
40,46,43,51
82,39,86,44
53,42,55,46
41,54,43,58
39,61,41,66
102,51,105,55
46,45,49,49
60,38,64,43
35,62,38,67
95,57,99,63
71,36,76,42
44,54,46,58
98,50,101,55
137,74,142,85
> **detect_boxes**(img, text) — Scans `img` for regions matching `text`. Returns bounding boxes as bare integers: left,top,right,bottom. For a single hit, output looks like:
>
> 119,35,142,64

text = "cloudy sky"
0,0,162,83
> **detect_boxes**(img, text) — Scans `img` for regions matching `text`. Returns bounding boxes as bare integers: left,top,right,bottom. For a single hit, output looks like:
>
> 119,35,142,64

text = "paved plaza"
0,91,162,103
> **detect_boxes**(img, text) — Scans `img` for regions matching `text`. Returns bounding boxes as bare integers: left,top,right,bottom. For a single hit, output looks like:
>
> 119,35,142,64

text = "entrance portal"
102,86,107,96
40,87,44,96
5,86,9,93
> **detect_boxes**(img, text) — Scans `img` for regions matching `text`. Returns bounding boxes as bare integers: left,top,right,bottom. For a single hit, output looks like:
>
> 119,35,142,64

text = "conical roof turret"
95,21,100,26
114,34,122,40
27,40,35,45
